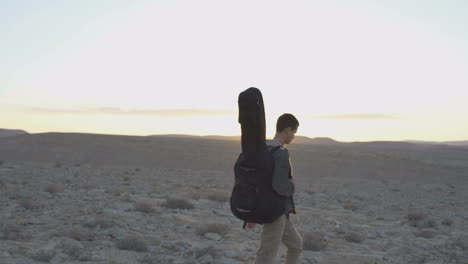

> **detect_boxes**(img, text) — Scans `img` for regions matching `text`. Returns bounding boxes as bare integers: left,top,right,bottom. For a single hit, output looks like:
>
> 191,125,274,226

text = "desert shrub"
120,194,132,203
115,237,148,252
414,230,437,239
453,235,468,250
303,231,328,251
58,238,84,259
407,211,437,228
82,182,95,191
111,190,122,197
18,199,37,210
82,217,114,229
44,184,62,194
442,218,454,226
32,250,55,262
344,232,366,243
135,201,154,213
196,223,230,237
343,203,359,211
207,191,229,203
189,192,201,201
139,252,160,264
410,218,438,229
162,198,194,210
407,211,427,221
0,179,6,189
1,224,21,240
68,226,94,241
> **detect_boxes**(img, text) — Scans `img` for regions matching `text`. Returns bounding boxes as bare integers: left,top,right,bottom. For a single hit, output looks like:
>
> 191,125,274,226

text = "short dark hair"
276,113,299,133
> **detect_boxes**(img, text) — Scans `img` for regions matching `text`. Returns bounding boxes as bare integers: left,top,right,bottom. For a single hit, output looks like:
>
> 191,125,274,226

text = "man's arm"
272,148,295,197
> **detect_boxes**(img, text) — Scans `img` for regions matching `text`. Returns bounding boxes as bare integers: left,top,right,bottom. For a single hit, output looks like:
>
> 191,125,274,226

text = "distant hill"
293,136,341,145
203,135,240,141
201,135,342,145
148,134,342,144
149,134,202,139
442,141,468,147
0,129,29,138
405,140,468,147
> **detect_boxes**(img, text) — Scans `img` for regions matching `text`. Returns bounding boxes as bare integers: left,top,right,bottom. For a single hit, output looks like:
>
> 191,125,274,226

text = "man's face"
285,127,297,144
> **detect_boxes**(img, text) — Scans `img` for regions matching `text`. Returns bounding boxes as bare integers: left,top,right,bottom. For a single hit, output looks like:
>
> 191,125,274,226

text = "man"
247,113,303,264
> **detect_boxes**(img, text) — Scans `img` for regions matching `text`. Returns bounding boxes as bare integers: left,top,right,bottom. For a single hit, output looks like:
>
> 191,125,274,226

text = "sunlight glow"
1,1,467,141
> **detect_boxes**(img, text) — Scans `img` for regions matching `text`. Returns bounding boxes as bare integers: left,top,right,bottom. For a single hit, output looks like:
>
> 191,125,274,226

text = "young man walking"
247,113,303,264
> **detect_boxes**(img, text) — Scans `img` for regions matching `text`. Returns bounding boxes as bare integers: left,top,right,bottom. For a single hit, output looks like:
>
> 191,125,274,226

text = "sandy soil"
0,133,467,264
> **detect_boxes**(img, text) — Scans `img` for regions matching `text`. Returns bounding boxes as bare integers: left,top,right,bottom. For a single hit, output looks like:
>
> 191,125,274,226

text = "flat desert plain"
0,133,467,264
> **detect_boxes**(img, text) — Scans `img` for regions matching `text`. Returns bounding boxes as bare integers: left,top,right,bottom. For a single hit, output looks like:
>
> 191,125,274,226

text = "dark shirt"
266,140,296,217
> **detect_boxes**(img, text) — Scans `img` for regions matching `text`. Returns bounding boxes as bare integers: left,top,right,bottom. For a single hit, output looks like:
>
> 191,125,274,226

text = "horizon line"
2,128,468,144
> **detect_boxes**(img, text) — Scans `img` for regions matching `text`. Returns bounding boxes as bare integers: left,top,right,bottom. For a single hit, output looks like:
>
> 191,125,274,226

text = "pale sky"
2,0,468,141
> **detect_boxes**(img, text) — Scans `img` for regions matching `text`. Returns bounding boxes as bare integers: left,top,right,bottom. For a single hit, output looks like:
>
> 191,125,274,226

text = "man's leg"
254,215,286,264
282,217,303,264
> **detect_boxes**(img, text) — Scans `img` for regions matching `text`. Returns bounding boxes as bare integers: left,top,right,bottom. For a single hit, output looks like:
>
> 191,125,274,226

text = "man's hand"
246,222,256,229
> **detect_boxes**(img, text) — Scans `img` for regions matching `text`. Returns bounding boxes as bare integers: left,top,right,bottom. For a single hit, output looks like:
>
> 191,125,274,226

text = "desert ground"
0,132,467,264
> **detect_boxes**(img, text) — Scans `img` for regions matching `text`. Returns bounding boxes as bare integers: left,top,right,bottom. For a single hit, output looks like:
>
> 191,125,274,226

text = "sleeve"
272,148,295,197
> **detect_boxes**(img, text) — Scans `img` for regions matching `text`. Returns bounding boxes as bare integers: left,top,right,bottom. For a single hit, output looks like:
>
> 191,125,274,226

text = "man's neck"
273,134,285,145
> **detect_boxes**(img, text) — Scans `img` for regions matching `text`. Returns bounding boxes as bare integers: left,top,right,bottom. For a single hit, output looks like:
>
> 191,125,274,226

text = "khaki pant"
254,215,303,264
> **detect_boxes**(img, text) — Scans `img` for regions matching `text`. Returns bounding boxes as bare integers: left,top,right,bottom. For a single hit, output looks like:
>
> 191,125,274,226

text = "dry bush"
442,218,454,226
111,190,121,197
18,199,38,210
82,217,114,229
58,238,84,260
407,211,427,221
134,201,154,213
207,191,229,203
410,218,438,229
1,224,22,240
32,250,55,262
343,203,359,211
303,231,328,251
68,226,94,241
196,223,230,237
115,237,148,252
162,197,195,210
344,232,366,243
140,253,159,264
44,183,62,194
453,235,468,250
188,192,201,201
414,230,437,239
407,211,437,229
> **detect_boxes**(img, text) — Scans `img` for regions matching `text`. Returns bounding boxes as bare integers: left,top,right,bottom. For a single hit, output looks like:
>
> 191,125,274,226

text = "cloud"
24,107,235,117
308,113,400,120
